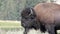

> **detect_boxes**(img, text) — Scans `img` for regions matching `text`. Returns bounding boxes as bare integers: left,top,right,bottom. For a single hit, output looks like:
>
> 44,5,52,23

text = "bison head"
21,7,39,29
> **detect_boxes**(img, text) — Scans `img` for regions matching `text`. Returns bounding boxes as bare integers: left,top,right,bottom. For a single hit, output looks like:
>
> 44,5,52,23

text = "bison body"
33,3,60,34
21,3,60,34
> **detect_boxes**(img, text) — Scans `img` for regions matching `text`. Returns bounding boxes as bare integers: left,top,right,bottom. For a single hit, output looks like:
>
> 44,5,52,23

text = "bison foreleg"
45,24,55,34
24,28,29,34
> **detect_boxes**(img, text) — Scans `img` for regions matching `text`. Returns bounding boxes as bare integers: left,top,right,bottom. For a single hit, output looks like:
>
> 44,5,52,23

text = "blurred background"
0,0,60,34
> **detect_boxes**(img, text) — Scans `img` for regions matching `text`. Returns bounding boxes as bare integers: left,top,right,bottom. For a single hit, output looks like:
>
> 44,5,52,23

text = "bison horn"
29,8,33,16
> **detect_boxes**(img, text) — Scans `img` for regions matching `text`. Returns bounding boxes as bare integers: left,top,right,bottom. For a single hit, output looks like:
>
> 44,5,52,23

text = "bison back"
33,3,60,24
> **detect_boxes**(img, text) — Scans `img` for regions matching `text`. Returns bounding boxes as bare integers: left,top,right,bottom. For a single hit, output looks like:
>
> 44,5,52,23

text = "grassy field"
0,20,60,34
0,20,21,30
0,20,20,27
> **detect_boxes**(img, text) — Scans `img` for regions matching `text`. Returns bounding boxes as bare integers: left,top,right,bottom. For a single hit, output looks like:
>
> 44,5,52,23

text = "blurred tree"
25,0,51,7
0,0,26,20
0,0,54,20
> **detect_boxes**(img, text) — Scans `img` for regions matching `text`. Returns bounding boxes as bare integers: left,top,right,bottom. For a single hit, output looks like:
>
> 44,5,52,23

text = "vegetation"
0,0,57,34
0,21,21,31
0,0,54,21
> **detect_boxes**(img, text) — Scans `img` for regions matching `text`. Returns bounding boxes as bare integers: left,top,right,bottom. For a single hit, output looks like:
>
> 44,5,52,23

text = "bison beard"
21,7,46,34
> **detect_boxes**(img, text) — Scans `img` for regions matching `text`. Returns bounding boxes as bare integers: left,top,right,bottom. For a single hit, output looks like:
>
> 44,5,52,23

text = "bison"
21,3,60,34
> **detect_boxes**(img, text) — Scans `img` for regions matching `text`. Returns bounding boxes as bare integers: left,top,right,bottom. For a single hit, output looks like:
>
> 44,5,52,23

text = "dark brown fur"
21,3,60,34
21,7,42,34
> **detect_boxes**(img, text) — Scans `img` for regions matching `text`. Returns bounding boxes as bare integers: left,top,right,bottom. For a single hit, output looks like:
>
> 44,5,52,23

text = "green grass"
0,21,60,34
0,21,21,28
0,22,20,26
0,20,22,31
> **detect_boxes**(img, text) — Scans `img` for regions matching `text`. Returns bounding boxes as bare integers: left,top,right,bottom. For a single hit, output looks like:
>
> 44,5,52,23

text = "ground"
0,20,60,34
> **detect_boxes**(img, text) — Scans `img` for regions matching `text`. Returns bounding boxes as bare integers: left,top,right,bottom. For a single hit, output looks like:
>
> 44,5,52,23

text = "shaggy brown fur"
34,3,60,24
21,3,60,34
33,3,60,34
